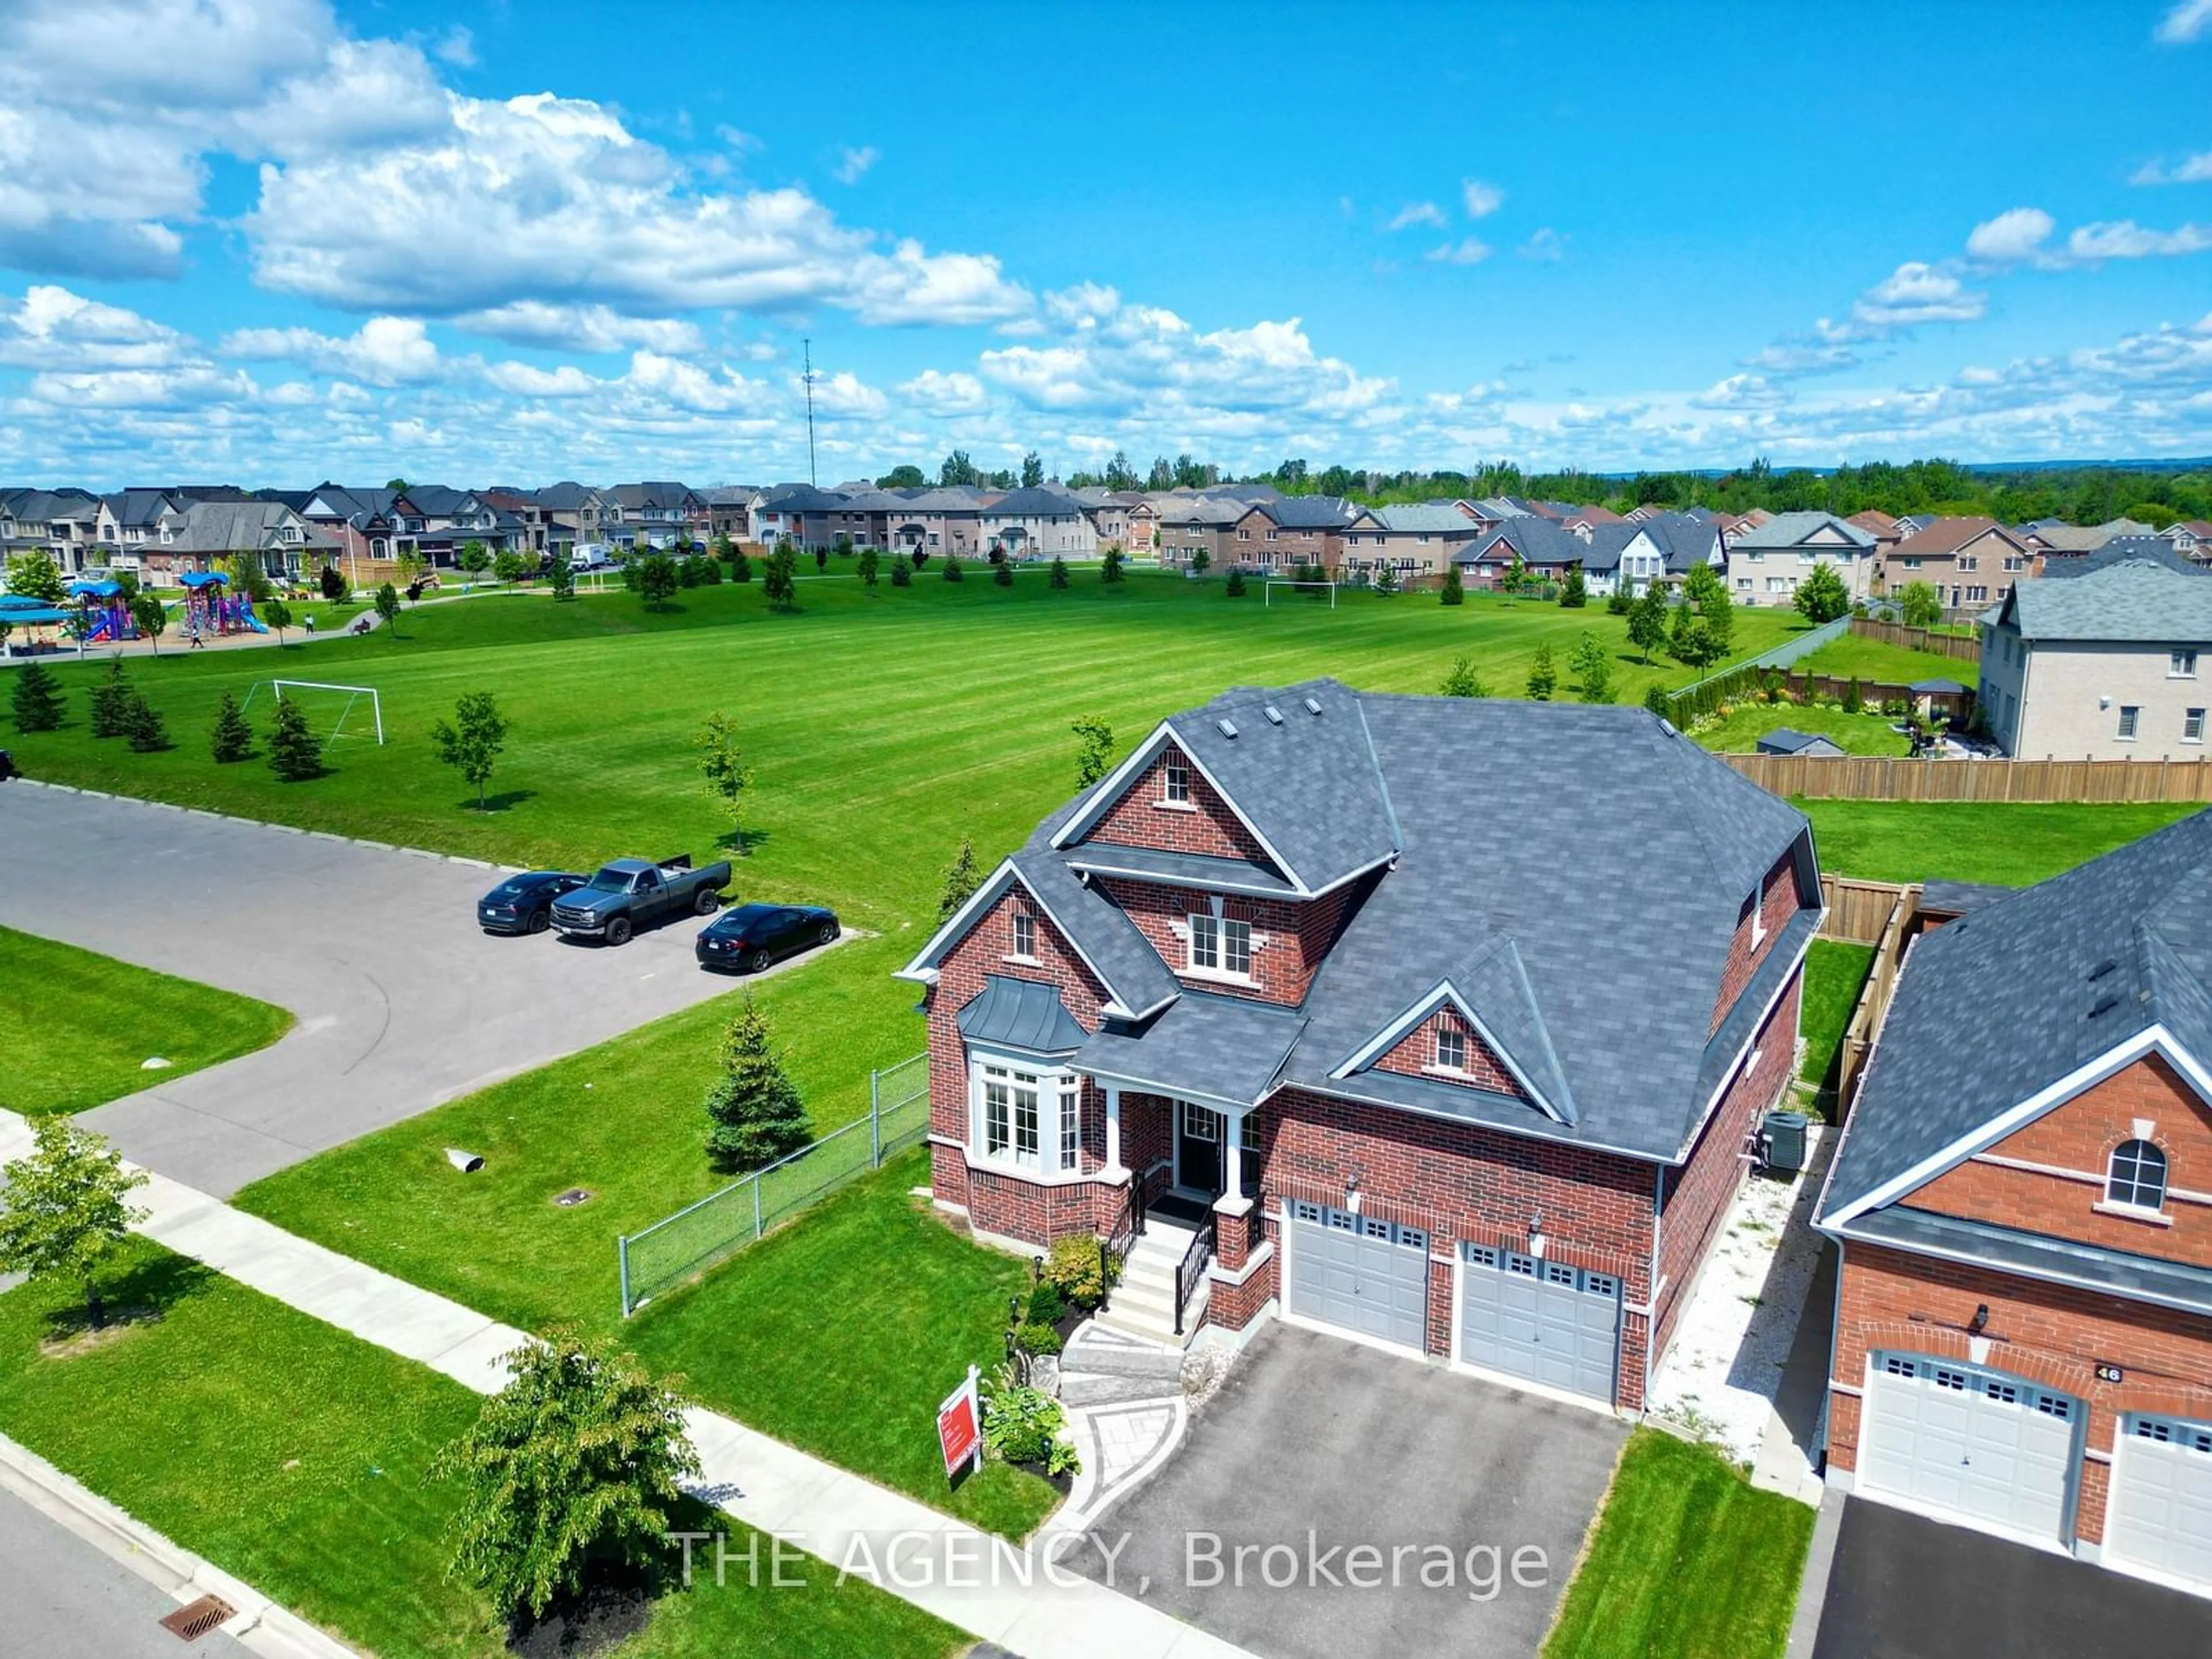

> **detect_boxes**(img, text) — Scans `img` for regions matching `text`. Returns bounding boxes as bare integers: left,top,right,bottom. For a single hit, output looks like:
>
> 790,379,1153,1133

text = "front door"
1176,1101,1222,1196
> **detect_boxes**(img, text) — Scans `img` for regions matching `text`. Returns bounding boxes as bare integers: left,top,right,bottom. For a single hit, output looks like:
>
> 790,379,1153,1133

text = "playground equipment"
177,570,268,638
67,579,134,642
240,680,386,745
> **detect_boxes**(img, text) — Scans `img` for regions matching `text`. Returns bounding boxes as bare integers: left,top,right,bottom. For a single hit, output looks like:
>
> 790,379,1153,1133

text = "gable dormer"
1373,1006,1527,1099
1081,740,1277,867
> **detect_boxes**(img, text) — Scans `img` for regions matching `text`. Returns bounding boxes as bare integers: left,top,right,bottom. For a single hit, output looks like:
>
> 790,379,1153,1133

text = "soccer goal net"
1263,579,1339,609
240,680,386,745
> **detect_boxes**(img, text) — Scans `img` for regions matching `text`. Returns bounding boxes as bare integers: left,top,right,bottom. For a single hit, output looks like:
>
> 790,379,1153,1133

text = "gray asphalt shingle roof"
1821,806,2212,1219
1999,552,2212,643
1727,511,1877,552
1077,993,1307,1113
1372,504,1478,535
1844,1206,2212,1319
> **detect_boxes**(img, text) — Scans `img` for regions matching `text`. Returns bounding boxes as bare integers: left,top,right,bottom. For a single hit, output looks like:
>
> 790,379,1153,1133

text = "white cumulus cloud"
1425,238,1493,266
1965,206,2055,265
221,315,442,385
1386,202,1448,231
1461,179,1504,219
835,145,878,184
2155,0,2212,43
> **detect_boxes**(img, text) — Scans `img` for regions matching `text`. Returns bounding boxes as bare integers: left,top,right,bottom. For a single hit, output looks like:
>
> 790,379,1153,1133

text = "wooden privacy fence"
1831,881,1920,1117
1725,752,2212,803
1850,616,1982,663
1817,875,1911,944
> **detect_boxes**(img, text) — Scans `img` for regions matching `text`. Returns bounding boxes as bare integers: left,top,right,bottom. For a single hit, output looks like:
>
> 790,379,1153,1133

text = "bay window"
971,1054,1084,1176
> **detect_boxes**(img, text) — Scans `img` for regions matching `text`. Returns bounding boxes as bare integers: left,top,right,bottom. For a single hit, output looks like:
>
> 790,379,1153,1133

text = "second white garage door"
2107,1416,2212,1591
1456,1245,1622,1402
1858,1353,2079,1544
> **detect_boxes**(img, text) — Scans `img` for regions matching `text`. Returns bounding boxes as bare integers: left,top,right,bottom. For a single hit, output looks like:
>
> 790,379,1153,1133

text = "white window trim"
967,1050,1085,1180
1183,911,1259,984
2092,1199,2173,1227
2169,651,2198,680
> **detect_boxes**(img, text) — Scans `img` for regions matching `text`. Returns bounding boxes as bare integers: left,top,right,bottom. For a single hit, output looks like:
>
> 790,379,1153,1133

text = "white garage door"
2107,1416,2212,1589
1456,1245,1622,1402
1285,1200,1429,1352
1858,1353,2078,1543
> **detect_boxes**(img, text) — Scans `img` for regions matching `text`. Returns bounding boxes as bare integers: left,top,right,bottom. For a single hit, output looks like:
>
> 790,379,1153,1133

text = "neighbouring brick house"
1815,808,2212,1592
898,680,1819,1412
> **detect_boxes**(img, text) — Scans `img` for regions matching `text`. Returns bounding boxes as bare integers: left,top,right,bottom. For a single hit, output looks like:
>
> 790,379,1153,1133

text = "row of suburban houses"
9,477,2206,604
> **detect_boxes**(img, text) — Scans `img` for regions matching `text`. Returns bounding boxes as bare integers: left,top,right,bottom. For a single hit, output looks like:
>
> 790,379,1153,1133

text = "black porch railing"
1173,1217,1216,1336
1099,1182,1144,1312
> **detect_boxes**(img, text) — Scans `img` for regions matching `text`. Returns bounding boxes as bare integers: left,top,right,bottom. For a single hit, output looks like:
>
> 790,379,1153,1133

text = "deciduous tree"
262,596,293,643
4,548,64,603
374,582,403,635
0,1116,147,1331
1794,562,1851,624
1628,585,1669,664
638,554,679,609
432,690,510,810
1072,716,1115,789
1570,631,1615,703
435,1328,699,1625
694,710,752,850
129,593,168,653
1899,580,1942,628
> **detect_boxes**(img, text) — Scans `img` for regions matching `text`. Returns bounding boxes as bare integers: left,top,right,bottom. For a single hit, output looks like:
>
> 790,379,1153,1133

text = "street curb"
1784,1484,1845,1659
2,780,511,876
0,1430,363,1658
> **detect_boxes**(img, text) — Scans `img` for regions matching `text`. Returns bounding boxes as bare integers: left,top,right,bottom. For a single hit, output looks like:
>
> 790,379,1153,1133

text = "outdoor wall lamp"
1968,1303,1990,1335
1528,1209,1547,1260
1345,1169,1362,1214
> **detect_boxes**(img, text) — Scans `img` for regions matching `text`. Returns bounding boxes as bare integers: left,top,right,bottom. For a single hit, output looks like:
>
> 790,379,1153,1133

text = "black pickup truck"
549,854,730,946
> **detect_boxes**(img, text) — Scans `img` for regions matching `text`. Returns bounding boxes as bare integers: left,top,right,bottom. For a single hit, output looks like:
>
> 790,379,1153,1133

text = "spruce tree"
1559,565,1588,608
1048,556,1069,589
942,553,964,582
121,691,169,752
88,660,131,738
1440,565,1465,607
1439,656,1487,698
730,548,753,582
1100,547,1124,584
1524,642,1558,702
267,695,323,781
1225,569,1247,597
703,999,810,1171
209,691,253,763
890,553,913,586
993,556,1014,586
10,660,63,731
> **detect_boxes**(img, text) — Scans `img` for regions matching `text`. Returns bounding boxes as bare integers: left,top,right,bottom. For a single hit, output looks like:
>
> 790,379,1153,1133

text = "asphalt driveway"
1813,1498,2212,1659
0,785,812,1195
1065,1324,1626,1659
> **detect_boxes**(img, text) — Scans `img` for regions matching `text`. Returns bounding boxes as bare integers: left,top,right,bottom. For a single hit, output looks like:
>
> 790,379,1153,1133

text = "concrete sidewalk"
0,1111,1251,1659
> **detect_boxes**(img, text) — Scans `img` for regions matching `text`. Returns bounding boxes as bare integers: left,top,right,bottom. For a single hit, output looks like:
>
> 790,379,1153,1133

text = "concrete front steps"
1090,1216,1209,1349
1060,1321,1186,1407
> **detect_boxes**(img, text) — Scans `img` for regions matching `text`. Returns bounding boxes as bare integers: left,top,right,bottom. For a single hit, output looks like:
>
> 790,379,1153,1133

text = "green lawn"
1800,800,2202,886
625,1150,1060,1540
1694,700,1912,757
0,1238,958,1659
0,925,291,1114
1799,941,1876,1105
1543,1429,1814,1659
1797,631,1978,687
233,955,1061,1539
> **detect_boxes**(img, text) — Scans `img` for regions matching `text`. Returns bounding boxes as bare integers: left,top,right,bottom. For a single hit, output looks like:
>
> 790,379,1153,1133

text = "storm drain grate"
159,1594,236,1641
554,1188,594,1207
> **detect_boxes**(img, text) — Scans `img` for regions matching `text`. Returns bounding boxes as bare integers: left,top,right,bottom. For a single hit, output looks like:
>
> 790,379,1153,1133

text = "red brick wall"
1656,971,1802,1365
1909,1055,2212,1268
1084,745,1275,866
1254,1085,1660,1408
1711,850,1803,1036
1828,1240,2212,1544
1373,1007,1525,1098
926,886,1118,1244
1094,878,1334,1007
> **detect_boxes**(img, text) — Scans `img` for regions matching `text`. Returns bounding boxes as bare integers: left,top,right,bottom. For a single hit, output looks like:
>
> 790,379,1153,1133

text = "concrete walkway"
0,1111,1251,1659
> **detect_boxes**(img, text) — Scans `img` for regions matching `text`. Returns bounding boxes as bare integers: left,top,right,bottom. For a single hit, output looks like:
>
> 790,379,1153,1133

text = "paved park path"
0,1109,1249,1659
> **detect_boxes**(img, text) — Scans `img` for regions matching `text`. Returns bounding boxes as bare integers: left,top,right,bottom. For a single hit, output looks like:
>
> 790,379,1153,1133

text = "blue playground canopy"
0,593,54,609
69,579,123,598
177,570,230,589
0,605,72,624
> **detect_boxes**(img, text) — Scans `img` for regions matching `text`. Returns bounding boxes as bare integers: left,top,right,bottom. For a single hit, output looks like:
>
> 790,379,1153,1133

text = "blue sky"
3,0,2211,488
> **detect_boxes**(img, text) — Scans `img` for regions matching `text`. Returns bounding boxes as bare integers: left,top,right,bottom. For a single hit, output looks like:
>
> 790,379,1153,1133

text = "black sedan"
696,903,840,972
478,870,586,935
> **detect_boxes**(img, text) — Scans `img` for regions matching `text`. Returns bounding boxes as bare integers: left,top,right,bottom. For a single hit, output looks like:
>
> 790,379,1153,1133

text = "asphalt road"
0,1484,247,1659
1066,1324,1626,1659
0,785,763,1195
1813,1497,2212,1659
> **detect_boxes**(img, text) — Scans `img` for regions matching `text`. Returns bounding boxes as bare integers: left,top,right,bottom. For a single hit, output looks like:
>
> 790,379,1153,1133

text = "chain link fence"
618,1052,929,1316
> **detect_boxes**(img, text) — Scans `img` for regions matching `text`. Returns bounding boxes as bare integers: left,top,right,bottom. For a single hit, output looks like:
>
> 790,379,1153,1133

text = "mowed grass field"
4,571,1816,931
0,924,291,1114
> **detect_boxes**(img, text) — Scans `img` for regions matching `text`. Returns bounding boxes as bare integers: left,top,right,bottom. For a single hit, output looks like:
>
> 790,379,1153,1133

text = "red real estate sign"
937,1366,982,1480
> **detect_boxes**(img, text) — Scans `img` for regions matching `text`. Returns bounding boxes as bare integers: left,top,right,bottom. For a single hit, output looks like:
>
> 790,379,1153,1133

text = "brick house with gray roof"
1815,809,2212,1590
899,680,1819,1411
